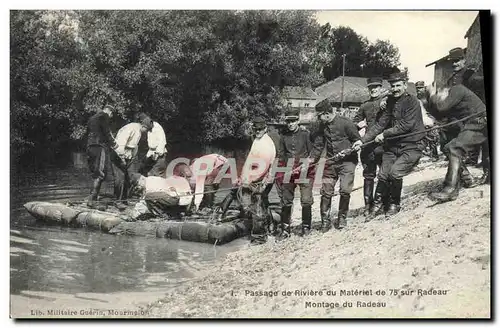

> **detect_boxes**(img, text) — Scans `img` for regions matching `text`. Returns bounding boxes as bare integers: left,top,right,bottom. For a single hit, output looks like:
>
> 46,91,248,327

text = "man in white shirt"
112,117,154,209
187,154,228,212
239,116,276,245
129,173,193,218
139,118,168,177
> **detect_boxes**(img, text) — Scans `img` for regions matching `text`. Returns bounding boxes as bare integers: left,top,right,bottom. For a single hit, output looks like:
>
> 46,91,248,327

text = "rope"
303,109,487,170
74,110,487,204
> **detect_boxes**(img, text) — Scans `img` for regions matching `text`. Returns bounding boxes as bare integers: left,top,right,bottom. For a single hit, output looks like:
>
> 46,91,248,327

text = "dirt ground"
10,159,491,319
144,160,491,318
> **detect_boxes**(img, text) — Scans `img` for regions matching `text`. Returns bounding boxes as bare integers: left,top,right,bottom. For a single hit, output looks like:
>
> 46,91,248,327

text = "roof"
426,47,468,67
282,86,319,100
425,55,449,67
465,13,480,39
314,76,416,104
315,76,391,103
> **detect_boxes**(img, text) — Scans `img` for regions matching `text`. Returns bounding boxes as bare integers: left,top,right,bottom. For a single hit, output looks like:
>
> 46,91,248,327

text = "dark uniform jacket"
362,92,425,146
278,128,312,165
433,84,486,131
447,67,485,103
310,116,361,163
353,94,387,129
87,111,116,148
267,129,282,154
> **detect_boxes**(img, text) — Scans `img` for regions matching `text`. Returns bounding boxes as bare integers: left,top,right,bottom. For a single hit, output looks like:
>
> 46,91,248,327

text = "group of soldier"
84,46,489,246
221,46,488,245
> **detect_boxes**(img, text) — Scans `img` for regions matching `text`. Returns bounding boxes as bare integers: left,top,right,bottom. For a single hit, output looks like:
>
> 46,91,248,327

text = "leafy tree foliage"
318,25,402,80
11,10,323,161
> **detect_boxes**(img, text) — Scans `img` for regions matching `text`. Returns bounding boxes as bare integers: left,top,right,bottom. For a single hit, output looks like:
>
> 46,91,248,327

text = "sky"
315,10,479,84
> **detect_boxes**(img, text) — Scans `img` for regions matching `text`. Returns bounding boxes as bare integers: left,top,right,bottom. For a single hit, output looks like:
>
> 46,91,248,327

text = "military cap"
315,98,332,114
415,81,425,88
448,47,465,61
387,71,407,83
284,107,300,120
367,77,383,87
252,116,267,129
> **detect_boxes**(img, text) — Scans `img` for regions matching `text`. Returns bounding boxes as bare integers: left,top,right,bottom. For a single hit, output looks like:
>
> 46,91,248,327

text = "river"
10,160,280,297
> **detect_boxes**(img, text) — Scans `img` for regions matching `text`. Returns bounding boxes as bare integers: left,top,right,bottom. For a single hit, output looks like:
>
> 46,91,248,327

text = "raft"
23,201,252,245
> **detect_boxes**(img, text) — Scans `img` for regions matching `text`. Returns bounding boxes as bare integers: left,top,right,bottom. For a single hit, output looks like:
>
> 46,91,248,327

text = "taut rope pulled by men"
72,109,486,207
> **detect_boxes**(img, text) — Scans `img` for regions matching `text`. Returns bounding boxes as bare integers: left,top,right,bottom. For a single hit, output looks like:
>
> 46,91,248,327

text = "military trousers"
320,160,357,198
360,144,384,181
378,143,423,183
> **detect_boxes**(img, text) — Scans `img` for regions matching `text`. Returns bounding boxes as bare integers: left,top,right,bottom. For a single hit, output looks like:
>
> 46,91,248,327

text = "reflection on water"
10,166,254,296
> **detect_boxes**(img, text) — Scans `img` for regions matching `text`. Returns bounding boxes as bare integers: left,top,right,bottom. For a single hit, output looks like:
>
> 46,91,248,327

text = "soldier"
129,172,193,218
138,115,168,178
189,153,228,212
446,47,489,185
278,108,314,237
352,72,426,219
310,99,361,231
352,77,388,217
416,81,439,162
428,83,488,202
113,117,154,209
239,116,276,245
262,123,284,211
86,104,119,208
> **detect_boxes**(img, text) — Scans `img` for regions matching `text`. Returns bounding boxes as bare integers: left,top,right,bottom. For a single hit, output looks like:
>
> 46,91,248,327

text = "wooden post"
340,54,346,109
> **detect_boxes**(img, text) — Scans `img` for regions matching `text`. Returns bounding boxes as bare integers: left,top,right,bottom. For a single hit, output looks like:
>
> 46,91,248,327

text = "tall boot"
218,189,236,219
87,178,102,208
366,180,388,222
430,142,439,161
386,179,403,217
335,194,350,230
199,184,216,210
363,179,375,217
301,205,312,236
460,165,475,188
430,154,461,202
279,206,292,239
475,154,490,186
320,196,332,232
476,167,490,185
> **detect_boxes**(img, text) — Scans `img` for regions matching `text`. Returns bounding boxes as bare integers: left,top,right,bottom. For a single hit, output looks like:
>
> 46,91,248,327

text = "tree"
318,25,401,81
11,10,324,164
363,40,401,78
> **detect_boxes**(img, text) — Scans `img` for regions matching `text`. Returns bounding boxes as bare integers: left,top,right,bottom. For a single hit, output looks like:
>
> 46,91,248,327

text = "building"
281,86,320,123
464,13,483,72
314,76,417,119
426,13,483,88
425,53,456,89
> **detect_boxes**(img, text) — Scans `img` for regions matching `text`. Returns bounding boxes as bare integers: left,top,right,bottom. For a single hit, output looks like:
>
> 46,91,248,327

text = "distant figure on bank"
86,104,119,208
